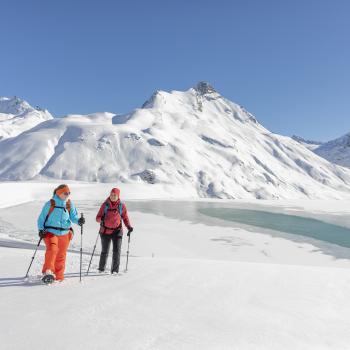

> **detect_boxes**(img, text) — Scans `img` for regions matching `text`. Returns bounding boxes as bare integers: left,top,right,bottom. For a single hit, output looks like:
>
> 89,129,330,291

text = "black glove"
127,227,133,236
78,217,85,226
38,230,46,238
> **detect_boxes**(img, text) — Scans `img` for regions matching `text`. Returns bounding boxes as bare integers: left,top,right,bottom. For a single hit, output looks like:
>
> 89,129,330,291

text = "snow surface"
1,183,350,349
315,132,350,168
1,83,350,200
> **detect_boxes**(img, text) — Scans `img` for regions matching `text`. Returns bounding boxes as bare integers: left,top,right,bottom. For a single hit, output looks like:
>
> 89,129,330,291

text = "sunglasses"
63,192,71,196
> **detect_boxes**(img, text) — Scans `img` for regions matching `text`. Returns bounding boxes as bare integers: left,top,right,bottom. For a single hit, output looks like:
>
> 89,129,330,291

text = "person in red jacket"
96,187,133,273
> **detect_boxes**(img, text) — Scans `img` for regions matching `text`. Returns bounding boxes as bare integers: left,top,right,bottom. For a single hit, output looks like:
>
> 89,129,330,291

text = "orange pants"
42,232,72,280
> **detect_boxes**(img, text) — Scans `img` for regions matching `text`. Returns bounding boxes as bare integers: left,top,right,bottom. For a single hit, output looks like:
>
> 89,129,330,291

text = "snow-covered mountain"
0,96,53,139
314,132,350,168
1,82,350,199
292,133,350,169
291,135,323,151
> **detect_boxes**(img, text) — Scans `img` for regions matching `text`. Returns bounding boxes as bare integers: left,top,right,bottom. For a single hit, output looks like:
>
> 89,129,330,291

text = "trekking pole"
86,231,99,275
79,213,84,283
25,237,42,278
125,233,131,272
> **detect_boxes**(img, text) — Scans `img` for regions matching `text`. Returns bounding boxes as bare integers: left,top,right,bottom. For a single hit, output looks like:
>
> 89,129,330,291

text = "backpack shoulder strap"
66,199,71,213
118,202,123,216
103,201,109,218
49,199,55,215
43,199,56,228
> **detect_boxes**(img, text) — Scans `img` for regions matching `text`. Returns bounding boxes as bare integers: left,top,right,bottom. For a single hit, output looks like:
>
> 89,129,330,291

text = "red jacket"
96,198,131,234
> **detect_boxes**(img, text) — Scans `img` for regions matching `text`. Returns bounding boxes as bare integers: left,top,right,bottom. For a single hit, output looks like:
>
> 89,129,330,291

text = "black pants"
98,231,122,273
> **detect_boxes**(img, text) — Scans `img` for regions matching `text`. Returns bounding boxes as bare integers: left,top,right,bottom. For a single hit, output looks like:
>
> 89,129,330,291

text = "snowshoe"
42,270,55,285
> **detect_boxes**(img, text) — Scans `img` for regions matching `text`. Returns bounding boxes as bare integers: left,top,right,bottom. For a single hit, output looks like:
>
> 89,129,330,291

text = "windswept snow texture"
291,135,323,151
0,96,53,139
1,83,350,199
1,190,350,350
315,132,350,168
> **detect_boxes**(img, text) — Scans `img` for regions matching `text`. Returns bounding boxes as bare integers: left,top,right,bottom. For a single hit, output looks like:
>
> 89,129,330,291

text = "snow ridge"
1,83,350,199
0,96,53,139
315,132,350,168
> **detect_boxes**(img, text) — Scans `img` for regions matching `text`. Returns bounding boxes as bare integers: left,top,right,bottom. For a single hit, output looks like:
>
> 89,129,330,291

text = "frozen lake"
1,199,349,256
200,207,350,248
127,200,350,248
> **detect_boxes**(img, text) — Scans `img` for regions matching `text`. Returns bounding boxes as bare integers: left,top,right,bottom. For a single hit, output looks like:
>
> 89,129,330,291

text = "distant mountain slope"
0,96,53,139
291,135,323,151
0,82,349,199
314,132,350,168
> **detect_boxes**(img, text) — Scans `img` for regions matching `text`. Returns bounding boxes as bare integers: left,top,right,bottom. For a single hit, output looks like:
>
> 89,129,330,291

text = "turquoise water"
199,208,350,248
1,200,348,252
126,201,350,249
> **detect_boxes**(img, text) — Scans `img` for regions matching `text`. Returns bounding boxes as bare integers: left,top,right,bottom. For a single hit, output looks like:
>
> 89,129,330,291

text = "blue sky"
1,0,349,141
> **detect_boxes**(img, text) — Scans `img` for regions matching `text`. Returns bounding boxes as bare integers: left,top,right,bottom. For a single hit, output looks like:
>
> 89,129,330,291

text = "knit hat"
110,188,120,196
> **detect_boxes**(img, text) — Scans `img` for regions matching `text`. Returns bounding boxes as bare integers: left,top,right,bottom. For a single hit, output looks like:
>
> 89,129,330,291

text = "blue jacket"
37,195,79,236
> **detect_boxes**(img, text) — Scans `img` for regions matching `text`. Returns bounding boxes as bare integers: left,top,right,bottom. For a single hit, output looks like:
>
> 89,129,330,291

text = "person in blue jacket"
37,184,84,282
